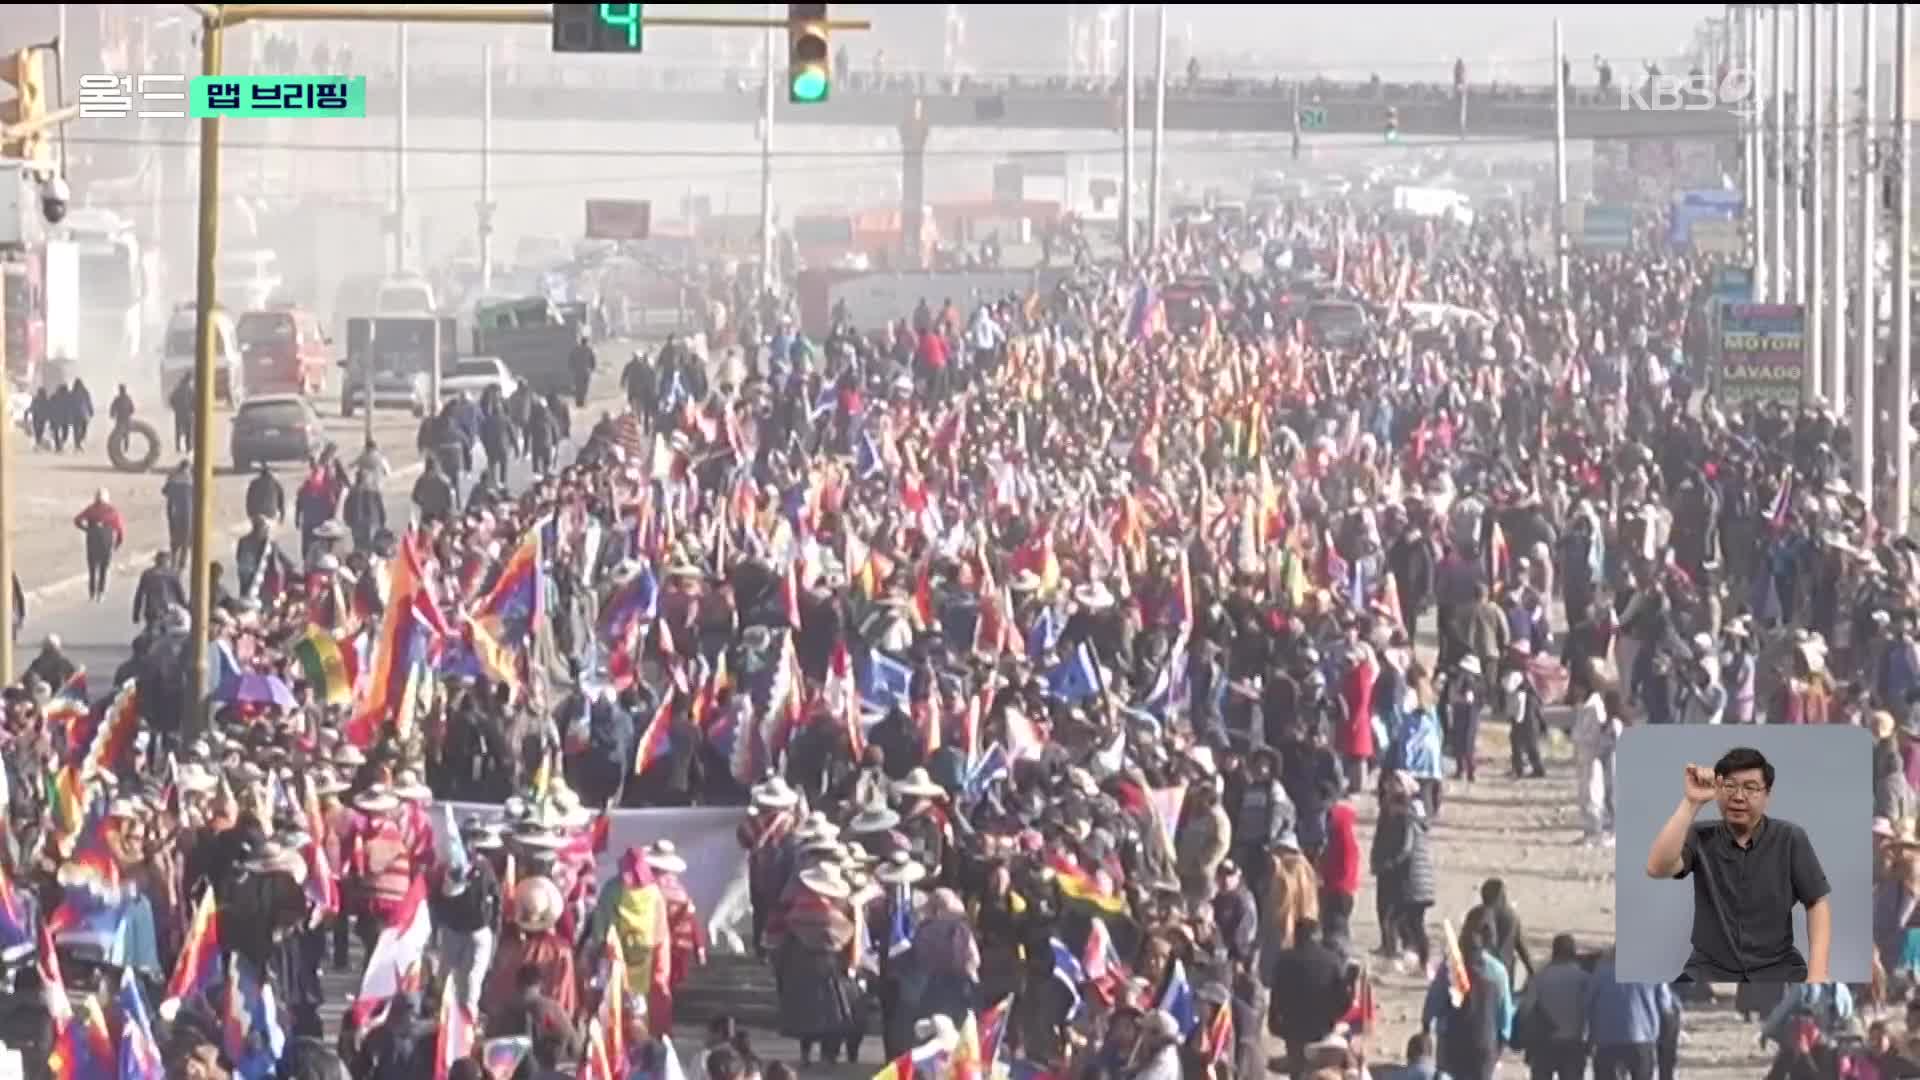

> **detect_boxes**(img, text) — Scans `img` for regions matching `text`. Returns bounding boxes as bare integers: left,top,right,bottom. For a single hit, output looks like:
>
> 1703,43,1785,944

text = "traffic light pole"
187,18,224,734
178,2,869,716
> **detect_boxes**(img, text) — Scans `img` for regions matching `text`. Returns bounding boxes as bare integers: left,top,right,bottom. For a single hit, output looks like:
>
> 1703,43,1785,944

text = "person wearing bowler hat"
643,839,706,1032
739,776,803,959
484,875,578,1021
765,856,863,1067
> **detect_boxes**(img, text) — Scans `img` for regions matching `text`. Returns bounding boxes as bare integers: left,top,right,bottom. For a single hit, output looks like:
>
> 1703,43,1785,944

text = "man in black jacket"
1265,919,1353,1076
245,461,286,523
429,828,503,1013
132,552,187,628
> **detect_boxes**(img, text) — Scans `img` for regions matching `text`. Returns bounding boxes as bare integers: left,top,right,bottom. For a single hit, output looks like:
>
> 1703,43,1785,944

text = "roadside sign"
1715,302,1805,406
1710,265,1754,306
1579,204,1634,252
1298,106,1328,131
584,198,652,241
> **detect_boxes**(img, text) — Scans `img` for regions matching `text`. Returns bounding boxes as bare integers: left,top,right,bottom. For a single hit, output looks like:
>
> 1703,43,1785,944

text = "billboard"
1716,303,1805,406
1580,204,1634,251
584,198,652,241
1711,265,1754,306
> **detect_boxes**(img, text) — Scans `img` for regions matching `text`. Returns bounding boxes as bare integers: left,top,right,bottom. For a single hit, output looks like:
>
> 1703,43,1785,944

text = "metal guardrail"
337,59,1644,110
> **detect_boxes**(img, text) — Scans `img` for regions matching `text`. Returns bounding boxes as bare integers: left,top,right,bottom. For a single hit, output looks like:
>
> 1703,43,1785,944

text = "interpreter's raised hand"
1683,763,1718,806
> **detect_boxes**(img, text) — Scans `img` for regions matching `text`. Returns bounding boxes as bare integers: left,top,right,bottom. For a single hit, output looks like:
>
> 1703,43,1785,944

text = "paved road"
10,344,645,606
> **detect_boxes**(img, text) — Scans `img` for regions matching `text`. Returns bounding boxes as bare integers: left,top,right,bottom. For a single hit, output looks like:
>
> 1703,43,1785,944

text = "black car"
230,394,329,471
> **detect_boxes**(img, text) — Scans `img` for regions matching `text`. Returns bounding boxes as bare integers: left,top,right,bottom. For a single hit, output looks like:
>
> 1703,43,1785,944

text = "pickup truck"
472,297,585,397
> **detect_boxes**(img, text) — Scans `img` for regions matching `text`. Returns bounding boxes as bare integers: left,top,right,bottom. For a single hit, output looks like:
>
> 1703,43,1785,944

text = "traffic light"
1384,105,1399,143
0,48,47,163
787,3,830,104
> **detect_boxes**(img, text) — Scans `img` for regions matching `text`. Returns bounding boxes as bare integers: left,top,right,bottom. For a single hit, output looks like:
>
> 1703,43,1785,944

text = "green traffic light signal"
791,67,829,103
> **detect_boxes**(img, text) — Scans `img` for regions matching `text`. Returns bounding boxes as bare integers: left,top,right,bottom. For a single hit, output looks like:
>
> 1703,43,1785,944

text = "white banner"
432,803,754,951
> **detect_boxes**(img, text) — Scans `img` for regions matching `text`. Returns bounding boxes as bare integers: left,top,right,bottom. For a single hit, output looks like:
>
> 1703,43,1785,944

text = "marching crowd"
3,191,1920,1080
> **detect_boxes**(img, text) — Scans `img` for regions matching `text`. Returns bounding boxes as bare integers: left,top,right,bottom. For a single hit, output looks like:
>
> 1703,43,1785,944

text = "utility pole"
1748,7,1768,298
760,4,776,298
1856,2,1877,493
1827,2,1846,409
1552,18,1570,295
1894,2,1912,533
1147,3,1167,251
479,43,493,294
394,24,409,274
1771,3,1788,300
1808,3,1826,400
1766,5,1781,297
188,23,226,731
1792,4,1810,308
1121,4,1136,264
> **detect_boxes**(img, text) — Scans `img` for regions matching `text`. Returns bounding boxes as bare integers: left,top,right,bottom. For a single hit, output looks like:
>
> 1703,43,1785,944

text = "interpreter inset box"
1613,725,1870,984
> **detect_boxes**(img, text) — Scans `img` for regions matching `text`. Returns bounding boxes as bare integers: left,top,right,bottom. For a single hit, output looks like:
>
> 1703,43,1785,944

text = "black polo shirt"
1673,815,1830,982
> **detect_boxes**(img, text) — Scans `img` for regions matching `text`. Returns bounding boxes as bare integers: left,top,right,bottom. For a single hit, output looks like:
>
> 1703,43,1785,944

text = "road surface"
9,344,645,607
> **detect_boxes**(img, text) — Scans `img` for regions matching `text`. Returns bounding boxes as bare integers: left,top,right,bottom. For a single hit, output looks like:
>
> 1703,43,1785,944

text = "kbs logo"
1618,68,1756,116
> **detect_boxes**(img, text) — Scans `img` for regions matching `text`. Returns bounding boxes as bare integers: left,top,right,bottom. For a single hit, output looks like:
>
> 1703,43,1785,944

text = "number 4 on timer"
599,4,641,48
551,3,644,53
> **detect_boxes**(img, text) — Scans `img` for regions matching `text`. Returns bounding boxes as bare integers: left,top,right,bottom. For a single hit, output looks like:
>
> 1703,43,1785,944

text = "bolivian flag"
1046,853,1125,915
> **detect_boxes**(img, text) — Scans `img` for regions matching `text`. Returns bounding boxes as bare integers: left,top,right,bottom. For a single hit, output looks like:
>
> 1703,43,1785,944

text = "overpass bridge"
367,62,1741,143
347,62,1738,266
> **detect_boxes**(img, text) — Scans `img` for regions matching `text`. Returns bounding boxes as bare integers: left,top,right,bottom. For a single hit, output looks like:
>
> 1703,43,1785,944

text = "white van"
160,303,246,406
375,274,437,315
216,249,284,311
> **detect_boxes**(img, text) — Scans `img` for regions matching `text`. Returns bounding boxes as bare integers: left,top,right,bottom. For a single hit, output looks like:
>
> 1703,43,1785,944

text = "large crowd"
1,190,1916,1080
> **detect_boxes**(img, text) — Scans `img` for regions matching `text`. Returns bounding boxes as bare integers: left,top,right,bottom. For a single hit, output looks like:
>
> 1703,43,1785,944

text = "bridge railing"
347,58,1647,111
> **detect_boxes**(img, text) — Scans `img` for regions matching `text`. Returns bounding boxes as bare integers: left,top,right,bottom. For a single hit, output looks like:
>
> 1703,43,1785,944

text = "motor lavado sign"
1716,303,1806,406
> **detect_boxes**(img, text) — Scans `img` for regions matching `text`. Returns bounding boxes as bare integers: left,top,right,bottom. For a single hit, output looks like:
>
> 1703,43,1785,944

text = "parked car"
230,394,329,472
413,355,517,415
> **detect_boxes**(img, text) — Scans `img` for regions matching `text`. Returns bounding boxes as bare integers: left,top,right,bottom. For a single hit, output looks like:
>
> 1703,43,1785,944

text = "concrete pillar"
900,98,931,271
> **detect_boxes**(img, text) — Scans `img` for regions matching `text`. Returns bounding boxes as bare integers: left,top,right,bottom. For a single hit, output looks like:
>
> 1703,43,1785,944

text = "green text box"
189,76,366,118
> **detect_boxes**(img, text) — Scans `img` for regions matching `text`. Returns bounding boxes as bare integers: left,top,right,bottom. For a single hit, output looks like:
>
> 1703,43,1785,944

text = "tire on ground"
107,420,162,473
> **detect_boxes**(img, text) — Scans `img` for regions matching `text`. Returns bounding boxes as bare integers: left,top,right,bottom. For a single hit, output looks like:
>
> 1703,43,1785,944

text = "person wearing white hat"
647,839,708,1032
743,776,803,956
482,876,578,1019
1447,654,1485,784
767,858,865,1066
342,784,416,961
892,768,952,883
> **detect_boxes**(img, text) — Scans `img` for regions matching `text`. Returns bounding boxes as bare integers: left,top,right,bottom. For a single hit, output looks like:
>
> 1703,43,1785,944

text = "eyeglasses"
1718,780,1768,797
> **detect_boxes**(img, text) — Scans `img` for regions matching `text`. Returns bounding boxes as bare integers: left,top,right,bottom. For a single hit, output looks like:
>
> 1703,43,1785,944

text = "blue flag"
1157,958,1198,1037
1046,643,1104,703
859,651,914,713
1049,937,1085,1019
